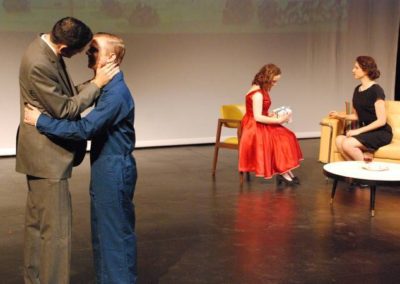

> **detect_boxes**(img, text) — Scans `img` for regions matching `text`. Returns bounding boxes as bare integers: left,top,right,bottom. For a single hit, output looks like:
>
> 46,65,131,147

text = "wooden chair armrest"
219,118,242,124
219,118,242,130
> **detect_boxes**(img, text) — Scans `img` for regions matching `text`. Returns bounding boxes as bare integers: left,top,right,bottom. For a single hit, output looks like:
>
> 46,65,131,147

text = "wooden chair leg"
212,120,223,176
212,145,219,176
239,172,250,184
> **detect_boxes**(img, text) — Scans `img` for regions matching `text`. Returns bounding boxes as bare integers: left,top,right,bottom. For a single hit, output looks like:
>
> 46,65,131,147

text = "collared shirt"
41,33,58,56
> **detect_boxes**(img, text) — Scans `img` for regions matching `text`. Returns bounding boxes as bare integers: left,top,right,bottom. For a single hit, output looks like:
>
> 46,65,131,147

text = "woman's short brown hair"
252,64,281,90
356,56,380,80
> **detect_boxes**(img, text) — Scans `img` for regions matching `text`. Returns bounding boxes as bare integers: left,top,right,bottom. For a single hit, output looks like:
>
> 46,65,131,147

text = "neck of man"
44,33,63,57
93,65,121,75
92,66,121,87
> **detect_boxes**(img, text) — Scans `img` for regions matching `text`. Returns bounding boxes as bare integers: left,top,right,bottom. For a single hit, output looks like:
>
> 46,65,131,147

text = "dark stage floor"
1,139,400,283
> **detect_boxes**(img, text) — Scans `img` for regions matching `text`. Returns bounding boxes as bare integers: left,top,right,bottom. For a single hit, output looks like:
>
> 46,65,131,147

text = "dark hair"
95,32,126,65
50,17,93,52
356,56,380,80
252,64,281,91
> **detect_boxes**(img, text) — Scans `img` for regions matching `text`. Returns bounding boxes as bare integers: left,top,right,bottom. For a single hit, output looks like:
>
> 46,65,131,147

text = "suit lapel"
58,58,75,96
37,35,74,97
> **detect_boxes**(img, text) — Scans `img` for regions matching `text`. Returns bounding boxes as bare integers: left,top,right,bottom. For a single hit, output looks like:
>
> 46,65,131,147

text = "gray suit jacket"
16,35,100,179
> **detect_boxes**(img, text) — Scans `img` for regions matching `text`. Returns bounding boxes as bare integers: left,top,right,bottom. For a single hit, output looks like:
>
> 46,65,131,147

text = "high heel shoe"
276,175,296,186
288,172,300,185
292,176,300,185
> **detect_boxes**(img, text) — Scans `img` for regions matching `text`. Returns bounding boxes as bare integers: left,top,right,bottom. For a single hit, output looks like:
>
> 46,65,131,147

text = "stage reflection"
233,189,295,279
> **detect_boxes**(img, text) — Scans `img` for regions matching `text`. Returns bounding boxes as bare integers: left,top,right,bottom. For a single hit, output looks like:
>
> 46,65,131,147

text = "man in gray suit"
16,17,117,284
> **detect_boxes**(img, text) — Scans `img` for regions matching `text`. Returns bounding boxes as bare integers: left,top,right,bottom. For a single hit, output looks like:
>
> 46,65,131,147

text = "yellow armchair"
319,100,400,164
212,104,246,176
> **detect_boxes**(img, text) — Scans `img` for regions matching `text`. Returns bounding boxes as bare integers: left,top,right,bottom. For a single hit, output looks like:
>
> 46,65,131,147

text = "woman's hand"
329,111,346,119
328,111,337,118
346,129,361,137
24,103,42,126
278,113,290,124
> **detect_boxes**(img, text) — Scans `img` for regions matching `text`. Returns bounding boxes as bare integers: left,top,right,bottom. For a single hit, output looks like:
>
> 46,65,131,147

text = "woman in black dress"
329,56,393,161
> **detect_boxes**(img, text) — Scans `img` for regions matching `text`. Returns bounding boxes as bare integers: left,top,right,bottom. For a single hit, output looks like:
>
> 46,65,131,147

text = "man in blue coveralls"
23,32,137,283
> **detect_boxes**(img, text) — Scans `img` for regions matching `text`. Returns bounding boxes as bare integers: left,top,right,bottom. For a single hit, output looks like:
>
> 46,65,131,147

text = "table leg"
370,185,376,217
330,179,338,204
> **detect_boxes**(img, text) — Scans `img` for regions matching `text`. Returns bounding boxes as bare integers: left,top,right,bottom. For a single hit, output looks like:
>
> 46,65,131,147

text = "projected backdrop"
1,0,348,33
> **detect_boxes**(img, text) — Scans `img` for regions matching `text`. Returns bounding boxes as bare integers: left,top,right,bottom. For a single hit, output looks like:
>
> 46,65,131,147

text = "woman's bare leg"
335,135,353,160
342,137,365,161
363,151,374,162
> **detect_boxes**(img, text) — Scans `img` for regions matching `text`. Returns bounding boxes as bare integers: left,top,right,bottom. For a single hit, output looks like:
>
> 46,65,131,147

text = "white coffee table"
323,161,400,216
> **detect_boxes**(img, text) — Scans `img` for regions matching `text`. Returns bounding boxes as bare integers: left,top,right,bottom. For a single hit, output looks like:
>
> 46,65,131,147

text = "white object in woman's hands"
273,106,292,124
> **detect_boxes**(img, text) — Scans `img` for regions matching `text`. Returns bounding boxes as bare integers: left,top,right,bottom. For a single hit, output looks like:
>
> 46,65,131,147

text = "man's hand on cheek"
91,63,119,88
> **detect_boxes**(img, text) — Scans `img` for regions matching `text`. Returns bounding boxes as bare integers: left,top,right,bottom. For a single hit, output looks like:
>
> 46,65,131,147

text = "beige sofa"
319,100,400,164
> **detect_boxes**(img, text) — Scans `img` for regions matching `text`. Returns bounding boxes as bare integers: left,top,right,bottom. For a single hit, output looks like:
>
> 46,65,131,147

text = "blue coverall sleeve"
36,92,124,141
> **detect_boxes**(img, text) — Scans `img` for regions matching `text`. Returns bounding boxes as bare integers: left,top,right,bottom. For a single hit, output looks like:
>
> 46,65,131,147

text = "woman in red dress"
238,64,303,185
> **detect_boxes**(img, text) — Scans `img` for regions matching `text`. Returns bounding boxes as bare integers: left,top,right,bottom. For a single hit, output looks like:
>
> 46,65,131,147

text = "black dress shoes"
276,175,297,186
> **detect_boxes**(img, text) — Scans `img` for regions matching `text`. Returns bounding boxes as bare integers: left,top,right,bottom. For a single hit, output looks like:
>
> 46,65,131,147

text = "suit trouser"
24,176,71,284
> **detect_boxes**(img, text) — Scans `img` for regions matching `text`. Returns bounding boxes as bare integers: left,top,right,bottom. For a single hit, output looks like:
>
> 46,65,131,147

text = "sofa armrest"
319,117,345,163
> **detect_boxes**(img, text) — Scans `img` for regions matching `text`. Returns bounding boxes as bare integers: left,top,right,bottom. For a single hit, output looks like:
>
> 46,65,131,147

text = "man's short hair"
96,32,126,65
50,17,93,51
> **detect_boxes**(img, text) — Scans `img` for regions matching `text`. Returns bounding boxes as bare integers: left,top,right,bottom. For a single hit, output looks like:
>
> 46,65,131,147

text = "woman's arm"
328,110,358,121
346,99,387,137
252,92,289,124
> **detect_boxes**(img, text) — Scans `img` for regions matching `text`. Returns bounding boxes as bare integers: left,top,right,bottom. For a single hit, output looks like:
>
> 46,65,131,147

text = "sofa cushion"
374,101,400,161
374,142,400,160
386,101,400,143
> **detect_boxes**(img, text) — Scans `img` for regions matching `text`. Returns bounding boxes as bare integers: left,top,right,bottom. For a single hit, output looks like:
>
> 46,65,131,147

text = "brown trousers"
24,176,71,284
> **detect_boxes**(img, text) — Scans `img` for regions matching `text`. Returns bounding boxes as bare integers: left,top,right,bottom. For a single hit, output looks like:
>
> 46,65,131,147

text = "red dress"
238,89,302,179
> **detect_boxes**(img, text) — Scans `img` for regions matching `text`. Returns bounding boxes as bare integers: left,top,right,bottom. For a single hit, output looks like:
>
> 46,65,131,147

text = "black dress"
352,84,393,151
